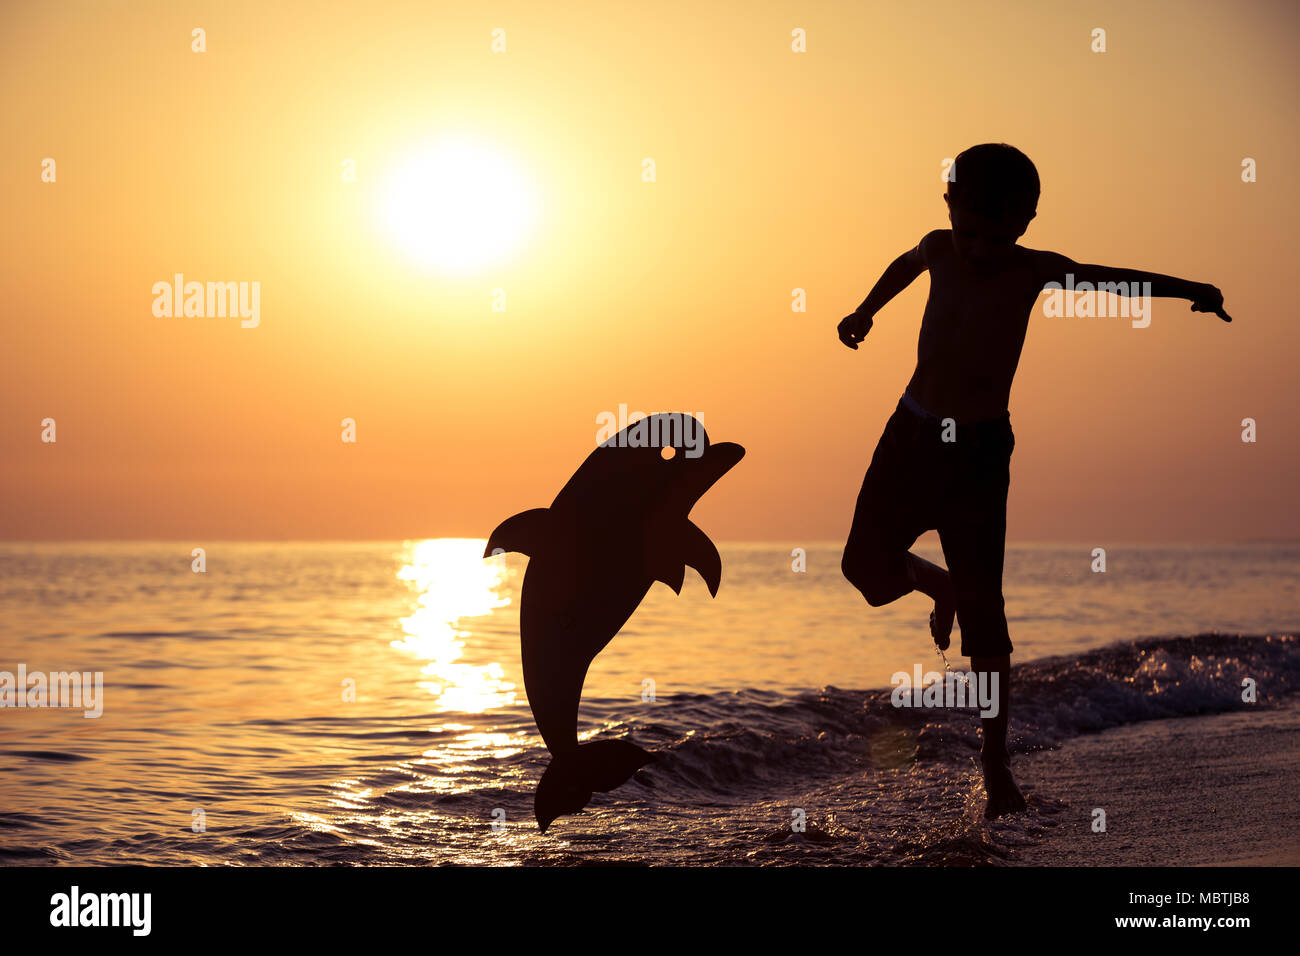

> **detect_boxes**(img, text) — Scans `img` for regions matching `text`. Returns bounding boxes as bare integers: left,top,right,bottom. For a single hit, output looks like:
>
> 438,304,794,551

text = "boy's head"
944,143,1039,265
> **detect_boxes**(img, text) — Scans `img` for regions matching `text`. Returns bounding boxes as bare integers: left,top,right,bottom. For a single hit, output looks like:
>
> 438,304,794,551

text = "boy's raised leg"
905,553,956,650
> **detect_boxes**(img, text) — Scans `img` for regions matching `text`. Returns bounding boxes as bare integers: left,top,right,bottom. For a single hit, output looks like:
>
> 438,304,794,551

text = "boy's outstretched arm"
1035,250,1232,322
837,233,934,349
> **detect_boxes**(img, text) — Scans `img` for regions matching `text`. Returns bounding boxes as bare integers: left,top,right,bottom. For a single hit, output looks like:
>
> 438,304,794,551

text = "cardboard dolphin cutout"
485,412,744,832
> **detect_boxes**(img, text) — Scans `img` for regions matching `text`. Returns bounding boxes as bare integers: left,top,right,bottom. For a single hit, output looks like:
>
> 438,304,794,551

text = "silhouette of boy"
837,143,1230,818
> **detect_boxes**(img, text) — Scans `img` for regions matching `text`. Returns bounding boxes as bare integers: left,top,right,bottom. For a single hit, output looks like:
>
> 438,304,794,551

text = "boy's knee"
841,545,903,607
956,601,1013,658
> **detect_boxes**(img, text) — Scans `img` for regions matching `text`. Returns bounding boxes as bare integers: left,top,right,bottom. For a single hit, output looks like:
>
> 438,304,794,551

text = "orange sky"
2,0,1297,542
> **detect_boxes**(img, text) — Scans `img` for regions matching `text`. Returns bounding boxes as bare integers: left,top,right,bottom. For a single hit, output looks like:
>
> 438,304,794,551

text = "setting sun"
376,138,540,273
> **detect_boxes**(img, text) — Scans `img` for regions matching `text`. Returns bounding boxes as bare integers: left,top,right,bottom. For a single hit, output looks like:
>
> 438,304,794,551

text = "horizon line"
1,537,1297,548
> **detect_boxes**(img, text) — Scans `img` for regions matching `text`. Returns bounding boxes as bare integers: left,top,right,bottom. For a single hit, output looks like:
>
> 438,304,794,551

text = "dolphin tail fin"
535,740,654,833
573,739,655,792
484,507,550,558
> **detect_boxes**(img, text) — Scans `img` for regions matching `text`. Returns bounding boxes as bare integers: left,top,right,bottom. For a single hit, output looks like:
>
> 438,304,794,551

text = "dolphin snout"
682,440,744,501
708,441,745,473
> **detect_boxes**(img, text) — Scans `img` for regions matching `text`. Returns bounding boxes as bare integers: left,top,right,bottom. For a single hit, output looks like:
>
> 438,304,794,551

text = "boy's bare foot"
929,594,955,651
980,748,1027,819
907,555,956,651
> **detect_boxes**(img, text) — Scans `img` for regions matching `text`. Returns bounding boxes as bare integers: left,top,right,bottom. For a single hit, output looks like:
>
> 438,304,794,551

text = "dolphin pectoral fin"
484,507,550,558
680,520,723,597
649,553,686,594
645,525,686,594
648,519,722,597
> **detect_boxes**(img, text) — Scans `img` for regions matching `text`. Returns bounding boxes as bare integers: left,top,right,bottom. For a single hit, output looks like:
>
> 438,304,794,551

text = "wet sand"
1012,698,1300,866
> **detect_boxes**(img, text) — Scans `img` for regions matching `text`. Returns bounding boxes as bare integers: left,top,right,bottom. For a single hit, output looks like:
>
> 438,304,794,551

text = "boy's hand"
837,310,873,349
1190,283,1232,323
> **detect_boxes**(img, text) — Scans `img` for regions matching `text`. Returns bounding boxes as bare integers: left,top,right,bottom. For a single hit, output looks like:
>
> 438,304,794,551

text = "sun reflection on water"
392,538,517,713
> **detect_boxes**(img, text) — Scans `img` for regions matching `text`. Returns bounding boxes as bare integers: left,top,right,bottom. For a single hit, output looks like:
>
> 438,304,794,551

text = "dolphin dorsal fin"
484,508,551,558
648,519,722,597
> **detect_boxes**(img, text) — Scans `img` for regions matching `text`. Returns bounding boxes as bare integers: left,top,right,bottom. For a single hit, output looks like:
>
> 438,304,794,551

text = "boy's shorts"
843,393,1015,658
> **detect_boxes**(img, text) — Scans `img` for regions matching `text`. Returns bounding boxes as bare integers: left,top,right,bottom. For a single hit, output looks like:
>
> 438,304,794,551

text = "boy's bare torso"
906,229,1047,423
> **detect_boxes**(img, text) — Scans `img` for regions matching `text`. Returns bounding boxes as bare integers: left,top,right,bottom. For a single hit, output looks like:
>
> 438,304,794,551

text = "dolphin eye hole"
660,446,676,461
